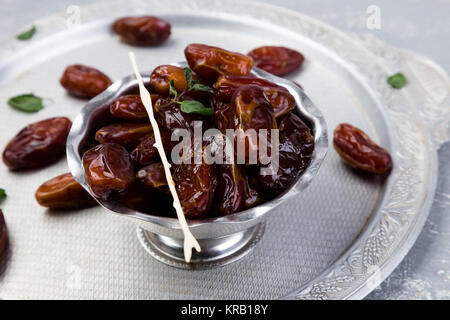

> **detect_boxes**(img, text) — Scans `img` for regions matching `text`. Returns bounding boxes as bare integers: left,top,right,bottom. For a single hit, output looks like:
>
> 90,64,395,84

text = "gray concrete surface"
0,0,449,300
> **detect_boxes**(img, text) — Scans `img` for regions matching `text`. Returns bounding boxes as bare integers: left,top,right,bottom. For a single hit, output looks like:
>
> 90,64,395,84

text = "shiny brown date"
150,65,187,95
173,161,217,219
257,113,314,193
155,97,211,132
0,209,8,261
213,164,246,215
228,85,277,164
137,163,169,194
136,158,218,218
130,129,174,166
185,43,254,83
248,46,304,76
95,123,152,148
110,94,159,122
35,173,97,209
2,117,72,170
210,96,232,133
112,16,171,46
243,173,263,209
60,64,112,98
214,75,295,117
333,123,392,174
130,133,158,166
82,143,135,199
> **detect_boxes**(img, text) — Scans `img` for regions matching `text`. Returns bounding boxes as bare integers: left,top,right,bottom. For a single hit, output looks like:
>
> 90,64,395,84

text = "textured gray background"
0,0,449,300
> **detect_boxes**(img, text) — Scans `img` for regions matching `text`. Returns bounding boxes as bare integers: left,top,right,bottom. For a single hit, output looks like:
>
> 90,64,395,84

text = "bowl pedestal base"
137,222,266,269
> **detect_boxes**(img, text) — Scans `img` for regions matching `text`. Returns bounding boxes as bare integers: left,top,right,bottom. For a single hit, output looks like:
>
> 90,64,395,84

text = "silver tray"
0,0,449,299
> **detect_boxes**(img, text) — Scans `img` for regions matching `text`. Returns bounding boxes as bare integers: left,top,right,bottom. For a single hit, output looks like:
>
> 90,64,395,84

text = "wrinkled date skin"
228,85,277,164
173,161,217,219
130,133,158,166
95,123,152,148
213,164,246,215
110,94,159,122
130,130,173,166
112,16,171,46
154,97,211,132
185,43,254,83
248,46,304,77
333,123,392,174
214,75,295,117
60,64,112,99
213,164,262,215
35,173,97,209
82,143,135,199
211,96,232,133
135,158,218,218
150,65,187,95
3,117,72,170
0,209,8,261
258,113,314,193
137,163,169,194
243,173,263,208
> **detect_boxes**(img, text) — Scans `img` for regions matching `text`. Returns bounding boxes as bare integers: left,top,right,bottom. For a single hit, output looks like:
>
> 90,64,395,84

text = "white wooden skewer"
128,52,201,263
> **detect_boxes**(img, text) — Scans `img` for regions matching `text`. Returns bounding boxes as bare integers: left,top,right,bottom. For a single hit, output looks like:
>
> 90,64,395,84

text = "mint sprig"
169,79,178,98
17,26,36,40
183,67,194,89
387,73,407,89
181,100,214,116
190,83,213,92
0,188,6,203
8,94,44,113
164,67,213,116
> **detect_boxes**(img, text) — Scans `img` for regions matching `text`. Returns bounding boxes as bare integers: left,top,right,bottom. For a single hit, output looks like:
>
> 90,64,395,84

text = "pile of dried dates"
1,15,392,231
80,42,315,219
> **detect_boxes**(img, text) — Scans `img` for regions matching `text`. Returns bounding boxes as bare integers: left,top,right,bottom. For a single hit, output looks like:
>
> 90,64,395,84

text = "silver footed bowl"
66,62,328,269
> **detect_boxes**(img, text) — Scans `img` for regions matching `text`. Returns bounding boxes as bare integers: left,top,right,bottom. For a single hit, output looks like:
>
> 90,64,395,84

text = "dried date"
257,113,314,193
185,43,254,83
137,163,169,194
213,164,246,215
60,64,112,99
112,16,171,46
172,159,217,219
333,123,392,174
35,173,97,209
214,75,295,117
150,65,187,95
0,209,8,261
228,85,277,164
248,46,304,76
110,94,159,122
154,97,211,132
95,123,152,148
82,143,135,199
2,117,72,170
130,129,174,166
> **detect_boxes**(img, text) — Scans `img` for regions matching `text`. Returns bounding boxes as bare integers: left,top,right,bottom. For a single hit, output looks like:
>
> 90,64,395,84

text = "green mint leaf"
17,26,36,40
183,67,194,89
0,189,6,203
8,94,44,113
180,100,213,116
387,73,407,89
190,83,213,92
169,79,178,98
